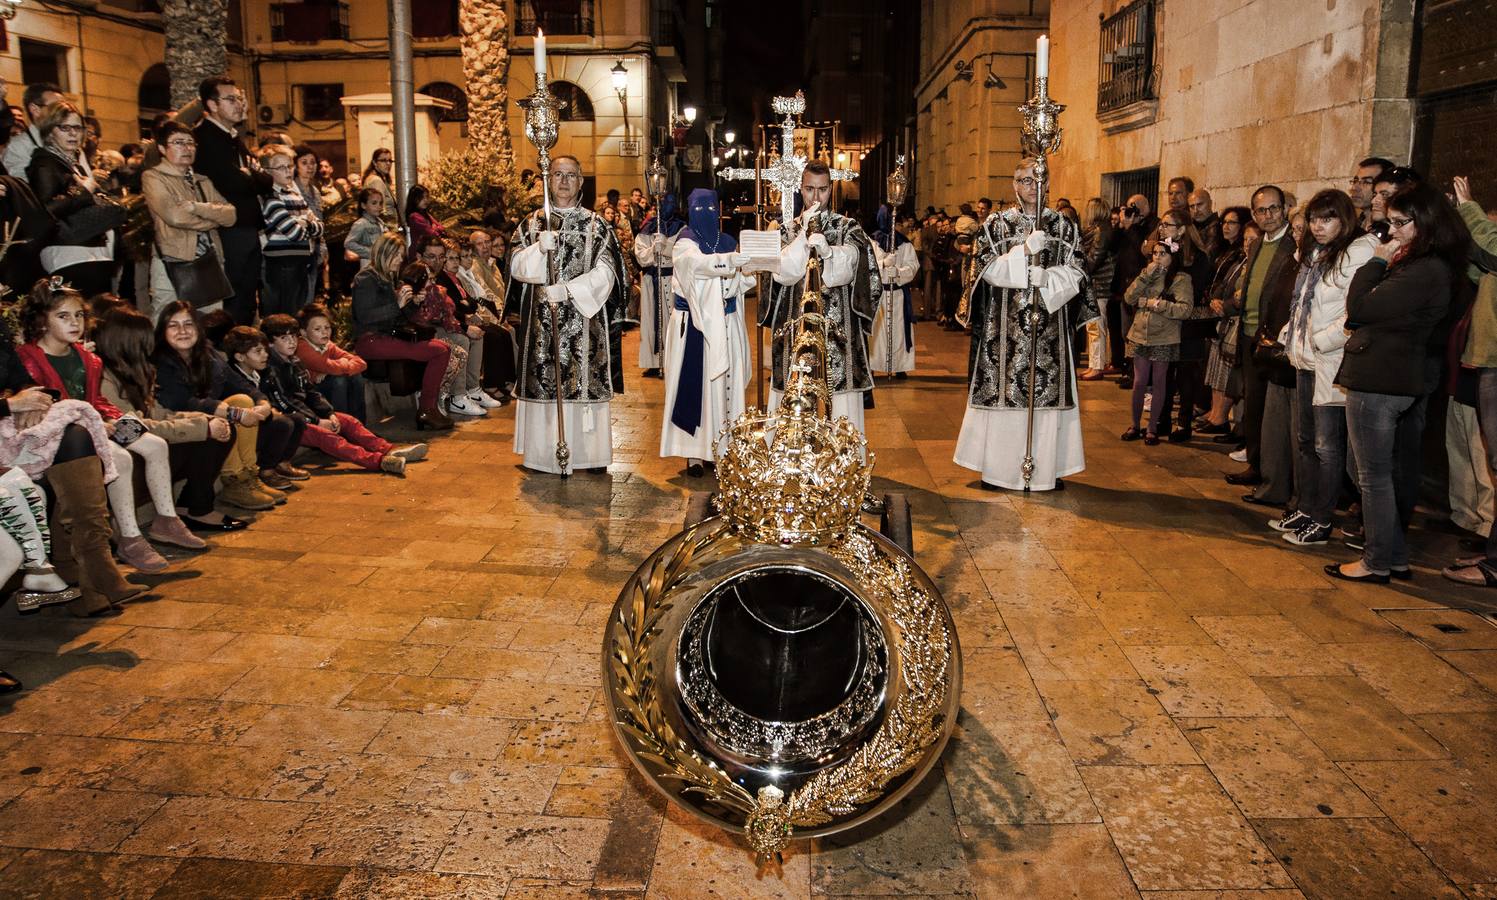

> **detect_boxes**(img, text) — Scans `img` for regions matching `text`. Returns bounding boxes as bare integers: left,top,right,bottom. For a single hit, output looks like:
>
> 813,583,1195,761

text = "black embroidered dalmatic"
759,212,880,394
504,207,629,403
966,207,1094,411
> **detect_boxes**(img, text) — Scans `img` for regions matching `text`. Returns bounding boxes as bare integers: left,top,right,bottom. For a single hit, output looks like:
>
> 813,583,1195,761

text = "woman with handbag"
26,101,123,296
142,121,237,321
351,233,454,431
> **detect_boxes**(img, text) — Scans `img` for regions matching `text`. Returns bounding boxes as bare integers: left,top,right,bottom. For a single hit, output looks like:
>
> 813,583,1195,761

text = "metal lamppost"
644,150,670,367
881,155,908,375
611,59,629,144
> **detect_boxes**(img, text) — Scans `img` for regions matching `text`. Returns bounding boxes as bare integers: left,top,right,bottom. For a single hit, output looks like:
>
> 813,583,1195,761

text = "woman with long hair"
152,301,289,510
292,143,329,303
360,148,395,218
1079,198,1116,379
1270,189,1377,546
405,185,446,247
94,306,245,534
1326,183,1470,583
1198,207,1253,433
350,232,454,430
1121,238,1195,444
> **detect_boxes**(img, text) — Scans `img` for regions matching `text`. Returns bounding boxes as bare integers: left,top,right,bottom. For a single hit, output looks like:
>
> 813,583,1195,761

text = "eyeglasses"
1349,176,1377,187
166,139,197,149
53,124,84,135
375,157,392,164
1013,177,1037,187
215,93,246,105
267,164,292,172
1252,204,1283,216
554,172,582,182
1388,215,1414,229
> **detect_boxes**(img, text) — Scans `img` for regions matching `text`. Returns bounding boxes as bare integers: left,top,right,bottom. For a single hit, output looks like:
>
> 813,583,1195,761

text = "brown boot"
45,456,146,614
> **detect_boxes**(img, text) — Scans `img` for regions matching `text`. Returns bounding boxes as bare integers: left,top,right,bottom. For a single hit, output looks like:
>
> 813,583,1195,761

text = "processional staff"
1018,35,1065,492
520,30,571,476
882,155,908,372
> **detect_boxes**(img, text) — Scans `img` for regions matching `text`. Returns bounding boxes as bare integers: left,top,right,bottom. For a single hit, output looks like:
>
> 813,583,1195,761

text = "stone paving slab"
1,322,1494,897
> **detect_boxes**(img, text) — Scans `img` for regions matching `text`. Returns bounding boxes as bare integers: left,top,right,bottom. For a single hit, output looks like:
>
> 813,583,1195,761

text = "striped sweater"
260,184,324,257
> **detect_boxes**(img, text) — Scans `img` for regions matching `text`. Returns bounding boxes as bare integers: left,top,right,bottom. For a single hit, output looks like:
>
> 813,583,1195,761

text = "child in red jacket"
294,303,368,421
20,279,189,571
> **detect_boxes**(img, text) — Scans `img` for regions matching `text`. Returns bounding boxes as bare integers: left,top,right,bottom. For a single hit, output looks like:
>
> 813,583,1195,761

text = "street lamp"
724,129,736,145
610,59,628,99
683,105,697,125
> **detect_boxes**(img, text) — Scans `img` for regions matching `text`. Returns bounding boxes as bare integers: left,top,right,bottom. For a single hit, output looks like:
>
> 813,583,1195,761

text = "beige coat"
100,370,212,443
1124,268,1194,347
142,163,236,261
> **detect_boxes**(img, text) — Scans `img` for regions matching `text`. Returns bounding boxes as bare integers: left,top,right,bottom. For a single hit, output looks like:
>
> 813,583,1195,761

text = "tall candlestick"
1036,34,1049,80
535,29,547,80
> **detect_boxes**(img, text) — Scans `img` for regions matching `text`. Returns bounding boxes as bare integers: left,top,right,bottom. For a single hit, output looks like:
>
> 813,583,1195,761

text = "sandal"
1144,433,1160,446
1120,427,1143,442
1442,563,1497,587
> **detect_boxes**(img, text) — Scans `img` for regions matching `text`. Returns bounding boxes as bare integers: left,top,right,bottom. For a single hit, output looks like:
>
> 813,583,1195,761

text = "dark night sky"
720,0,806,140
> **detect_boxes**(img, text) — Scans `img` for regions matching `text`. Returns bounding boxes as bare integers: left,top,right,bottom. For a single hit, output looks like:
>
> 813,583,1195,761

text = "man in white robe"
506,155,628,475
660,189,752,475
633,193,683,378
870,204,920,377
954,158,1095,491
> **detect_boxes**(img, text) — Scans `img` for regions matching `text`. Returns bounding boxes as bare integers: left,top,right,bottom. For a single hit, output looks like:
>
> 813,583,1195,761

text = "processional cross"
717,91,856,225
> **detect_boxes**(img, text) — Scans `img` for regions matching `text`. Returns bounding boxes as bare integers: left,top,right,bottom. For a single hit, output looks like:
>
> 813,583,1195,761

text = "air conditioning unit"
258,104,290,125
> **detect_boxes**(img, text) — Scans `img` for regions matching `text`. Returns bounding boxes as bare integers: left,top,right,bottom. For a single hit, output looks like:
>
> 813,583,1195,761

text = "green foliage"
419,146,538,234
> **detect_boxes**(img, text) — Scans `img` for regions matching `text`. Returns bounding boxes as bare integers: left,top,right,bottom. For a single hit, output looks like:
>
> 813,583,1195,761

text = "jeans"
219,226,263,325
315,373,368,422
1299,386,1349,526
300,412,391,470
255,411,304,470
1292,370,1318,514
167,437,234,517
1393,367,1436,527
1346,389,1417,573
1480,369,1497,565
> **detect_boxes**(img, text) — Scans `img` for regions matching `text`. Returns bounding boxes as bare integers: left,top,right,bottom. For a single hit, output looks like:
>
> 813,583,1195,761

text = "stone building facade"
1042,0,1417,212
912,0,1048,213
0,1,691,200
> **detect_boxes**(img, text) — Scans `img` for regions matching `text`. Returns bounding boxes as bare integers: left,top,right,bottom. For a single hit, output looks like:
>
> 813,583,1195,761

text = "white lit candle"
1036,34,1049,80
535,29,547,80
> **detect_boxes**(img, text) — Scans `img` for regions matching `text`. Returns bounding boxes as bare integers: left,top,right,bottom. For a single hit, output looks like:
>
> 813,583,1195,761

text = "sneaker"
447,394,487,417
1270,510,1312,533
379,454,407,476
391,443,428,462
1343,534,1366,552
117,535,169,573
1229,448,1248,463
1285,521,1332,546
467,388,503,409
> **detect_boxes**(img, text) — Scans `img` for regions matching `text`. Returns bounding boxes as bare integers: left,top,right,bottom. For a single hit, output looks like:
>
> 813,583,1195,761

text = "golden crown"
713,284,872,546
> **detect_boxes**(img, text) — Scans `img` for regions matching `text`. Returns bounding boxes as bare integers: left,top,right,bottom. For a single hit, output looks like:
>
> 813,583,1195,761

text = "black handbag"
156,178,234,308
57,192,127,245
161,247,234,309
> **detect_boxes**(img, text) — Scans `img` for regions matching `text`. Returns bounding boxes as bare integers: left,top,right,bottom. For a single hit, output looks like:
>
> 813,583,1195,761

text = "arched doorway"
138,63,171,140
549,80,597,207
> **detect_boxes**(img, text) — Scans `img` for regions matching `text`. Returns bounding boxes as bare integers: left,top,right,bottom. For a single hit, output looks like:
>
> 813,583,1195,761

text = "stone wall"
1044,0,1409,212
913,0,1048,212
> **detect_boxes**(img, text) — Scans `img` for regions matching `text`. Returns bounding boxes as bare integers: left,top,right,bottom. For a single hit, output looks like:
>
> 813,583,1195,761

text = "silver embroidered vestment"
504,206,629,403
966,208,1093,410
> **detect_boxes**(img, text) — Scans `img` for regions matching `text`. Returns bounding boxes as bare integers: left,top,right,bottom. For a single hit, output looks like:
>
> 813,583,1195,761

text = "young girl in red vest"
19,279,197,572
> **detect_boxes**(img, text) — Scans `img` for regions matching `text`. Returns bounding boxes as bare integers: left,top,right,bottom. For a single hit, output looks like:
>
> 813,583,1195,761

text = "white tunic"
954,231,1086,491
634,230,679,369
659,238,751,461
869,241,919,374
510,228,619,474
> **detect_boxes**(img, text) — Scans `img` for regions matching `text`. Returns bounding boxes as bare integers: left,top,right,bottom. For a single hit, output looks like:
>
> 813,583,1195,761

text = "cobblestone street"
1,322,1494,899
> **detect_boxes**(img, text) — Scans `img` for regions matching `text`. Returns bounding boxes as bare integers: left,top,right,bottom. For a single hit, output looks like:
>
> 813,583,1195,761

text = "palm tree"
459,0,514,168
161,0,229,110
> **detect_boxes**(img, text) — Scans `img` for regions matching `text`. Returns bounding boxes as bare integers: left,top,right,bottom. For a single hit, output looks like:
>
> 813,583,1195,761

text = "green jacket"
1458,200,1497,368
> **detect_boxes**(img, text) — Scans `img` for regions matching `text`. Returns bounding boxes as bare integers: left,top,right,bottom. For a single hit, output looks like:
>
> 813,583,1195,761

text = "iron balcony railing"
1097,0,1156,115
270,2,350,43
516,0,596,36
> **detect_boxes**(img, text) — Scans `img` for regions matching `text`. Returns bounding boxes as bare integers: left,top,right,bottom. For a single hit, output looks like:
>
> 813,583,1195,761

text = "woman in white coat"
1272,189,1377,546
634,193,684,378
660,189,752,477
869,204,919,377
